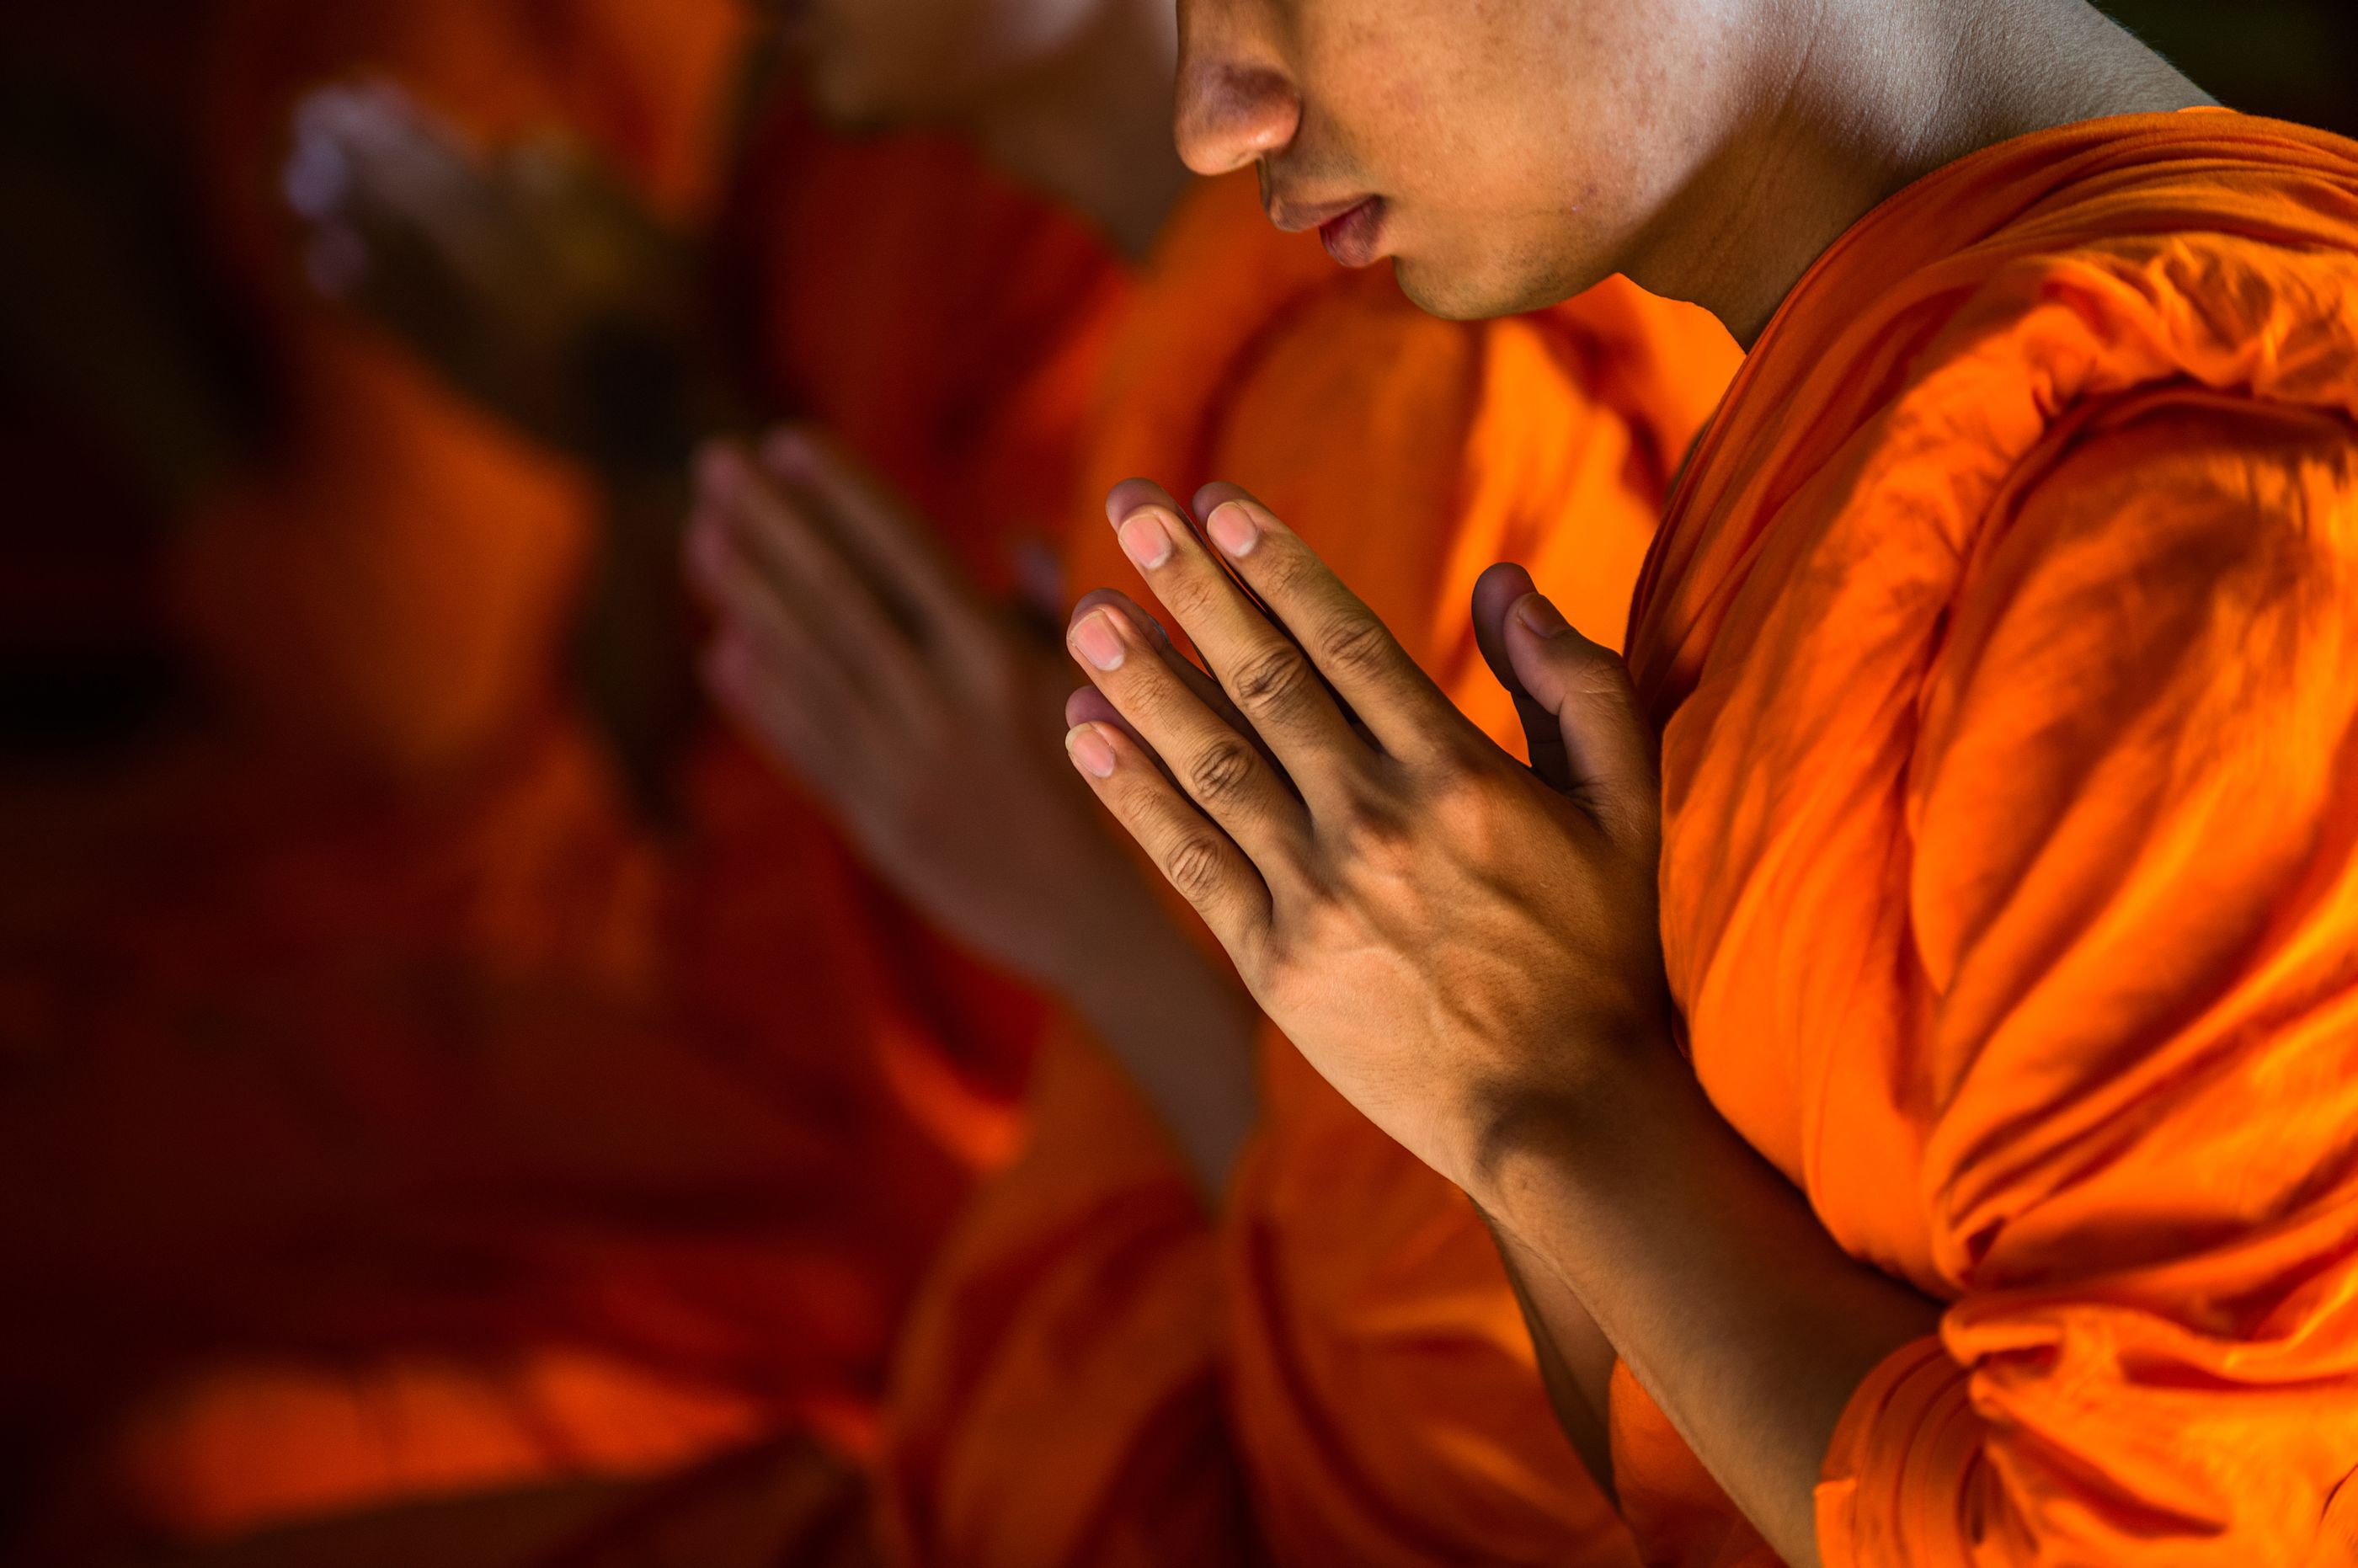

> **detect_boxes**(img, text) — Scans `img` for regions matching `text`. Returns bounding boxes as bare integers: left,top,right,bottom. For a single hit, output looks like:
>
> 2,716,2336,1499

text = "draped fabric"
1614,110,2358,1566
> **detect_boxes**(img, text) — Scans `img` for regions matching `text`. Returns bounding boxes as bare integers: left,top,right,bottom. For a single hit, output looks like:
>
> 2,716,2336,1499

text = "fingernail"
1118,509,1174,571
1066,725,1118,779
1071,610,1126,672
1207,503,1259,557
1514,594,1570,639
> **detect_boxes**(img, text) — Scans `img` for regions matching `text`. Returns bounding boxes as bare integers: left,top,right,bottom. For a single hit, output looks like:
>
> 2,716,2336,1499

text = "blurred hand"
284,81,710,468
685,430,1170,997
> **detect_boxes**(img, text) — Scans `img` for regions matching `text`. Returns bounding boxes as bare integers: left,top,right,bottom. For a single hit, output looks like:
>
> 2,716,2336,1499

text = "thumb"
1472,562,1571,788
1475,565,1659,848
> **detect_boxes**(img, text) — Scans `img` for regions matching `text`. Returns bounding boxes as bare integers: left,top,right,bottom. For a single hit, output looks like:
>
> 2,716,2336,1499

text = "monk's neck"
968,0,1192,263
1631,0,2214,348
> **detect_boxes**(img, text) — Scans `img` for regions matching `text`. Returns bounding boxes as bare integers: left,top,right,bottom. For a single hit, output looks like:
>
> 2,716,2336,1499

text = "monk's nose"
1173,2,1299,175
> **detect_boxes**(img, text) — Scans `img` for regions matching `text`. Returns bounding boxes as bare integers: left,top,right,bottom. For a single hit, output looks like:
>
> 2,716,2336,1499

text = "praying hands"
1064,480,1946,1568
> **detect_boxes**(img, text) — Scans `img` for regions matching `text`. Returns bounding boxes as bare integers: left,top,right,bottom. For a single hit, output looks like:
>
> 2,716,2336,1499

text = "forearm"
1482,1213,1617,1503
1480,1048,1942,1568
1057,883,1262,1204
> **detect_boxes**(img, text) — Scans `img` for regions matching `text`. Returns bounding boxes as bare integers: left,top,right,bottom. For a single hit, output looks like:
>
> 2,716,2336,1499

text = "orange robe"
1614,110,2358,1565
0,5,1126,1549
876,173,1739,1565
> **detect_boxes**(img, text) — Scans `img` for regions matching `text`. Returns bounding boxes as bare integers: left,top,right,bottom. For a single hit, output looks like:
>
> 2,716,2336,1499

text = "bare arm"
1480,1212,1619,1504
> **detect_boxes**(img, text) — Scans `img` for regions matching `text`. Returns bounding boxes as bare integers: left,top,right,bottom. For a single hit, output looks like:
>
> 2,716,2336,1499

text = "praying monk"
3,1,1134,1555
690,1,1736,1563
1062,0,2358,1563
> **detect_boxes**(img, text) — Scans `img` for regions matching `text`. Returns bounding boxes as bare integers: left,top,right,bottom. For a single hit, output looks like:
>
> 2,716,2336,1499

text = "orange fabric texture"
1,5,1128,1548
1617,112,2358,1565
877,172,1737,1565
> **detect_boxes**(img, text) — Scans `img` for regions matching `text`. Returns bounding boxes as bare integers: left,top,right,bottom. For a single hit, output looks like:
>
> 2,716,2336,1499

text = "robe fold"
1615,110,2358,1566
878,172,1737,1566
4,7,1127,1547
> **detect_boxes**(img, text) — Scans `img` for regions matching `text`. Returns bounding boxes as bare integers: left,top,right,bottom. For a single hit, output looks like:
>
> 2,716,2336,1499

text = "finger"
1471,562,1574,791
696,440,937,728
700,628,870,801
1499,590,1660,850
1189,486,1462,761
759,428,995,672
1068,602,1310,870
1071,589,1254,737
685,501,888,741
1103,487,1363,794
1072,587,1297,800
1064,719,1271,959
1064,684,1179,794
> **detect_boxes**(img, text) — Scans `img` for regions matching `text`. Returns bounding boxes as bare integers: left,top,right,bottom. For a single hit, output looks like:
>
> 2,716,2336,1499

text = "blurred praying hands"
684,435,1266,1189
686,432,1163,999
283,80,717,471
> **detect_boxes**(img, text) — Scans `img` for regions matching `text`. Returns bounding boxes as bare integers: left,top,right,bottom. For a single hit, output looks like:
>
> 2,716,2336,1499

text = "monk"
689,1,1736,1563
1063,1,2358,1564
2,1,1134,1554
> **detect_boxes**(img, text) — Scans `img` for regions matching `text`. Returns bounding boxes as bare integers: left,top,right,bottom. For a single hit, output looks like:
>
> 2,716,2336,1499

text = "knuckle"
1186,737,1260,808
1257,538,1320,597
1163,834,1230,902
1158,564,1224,621
1428,763,1523,855
1230,643,1314,717
1336,786,1419,866
1314,614,1396,680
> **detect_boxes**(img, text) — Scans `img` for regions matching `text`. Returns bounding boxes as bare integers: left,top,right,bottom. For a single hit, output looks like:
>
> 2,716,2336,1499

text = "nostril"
1175,63,1300,175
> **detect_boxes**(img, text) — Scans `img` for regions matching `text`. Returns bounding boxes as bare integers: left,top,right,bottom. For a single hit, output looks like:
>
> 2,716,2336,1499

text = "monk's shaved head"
1174,0,2207,330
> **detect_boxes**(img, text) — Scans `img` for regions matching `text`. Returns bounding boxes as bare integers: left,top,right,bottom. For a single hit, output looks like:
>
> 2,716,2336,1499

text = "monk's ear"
1472,563,1573,792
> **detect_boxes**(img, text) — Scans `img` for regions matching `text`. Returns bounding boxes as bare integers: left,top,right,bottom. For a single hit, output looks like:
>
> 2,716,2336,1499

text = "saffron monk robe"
0,1,1133,1558
1064,0,2358,1565
686,2,1737,1564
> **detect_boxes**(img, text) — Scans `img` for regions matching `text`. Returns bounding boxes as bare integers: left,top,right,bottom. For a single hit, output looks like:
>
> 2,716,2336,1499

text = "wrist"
1463,1027,1696,1246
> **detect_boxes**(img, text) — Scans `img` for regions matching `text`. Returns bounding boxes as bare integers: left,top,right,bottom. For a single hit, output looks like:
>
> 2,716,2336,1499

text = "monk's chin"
1391,257,1534,325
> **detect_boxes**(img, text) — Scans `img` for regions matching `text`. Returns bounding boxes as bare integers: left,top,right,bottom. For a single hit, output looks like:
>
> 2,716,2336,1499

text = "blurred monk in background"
6,0,1736,1564
1048,1,2358,1565
3,0,1139,1557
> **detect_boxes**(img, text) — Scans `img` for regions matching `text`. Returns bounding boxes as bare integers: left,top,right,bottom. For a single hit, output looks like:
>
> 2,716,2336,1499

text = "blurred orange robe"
1610,111,2358,1565
876,173,1740,1566
0,0,1125,1547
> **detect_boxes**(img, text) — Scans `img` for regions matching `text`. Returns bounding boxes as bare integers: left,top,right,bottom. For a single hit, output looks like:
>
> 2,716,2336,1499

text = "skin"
688,4,1257,1195
1172,0,2209,338
1060,3,2218,1563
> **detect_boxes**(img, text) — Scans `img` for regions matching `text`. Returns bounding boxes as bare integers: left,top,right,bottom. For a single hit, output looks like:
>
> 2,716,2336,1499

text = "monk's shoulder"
1944,388,2358,702
1911,389,2358,1004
